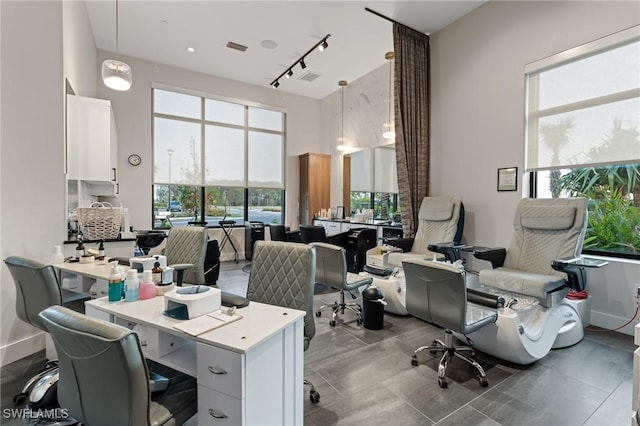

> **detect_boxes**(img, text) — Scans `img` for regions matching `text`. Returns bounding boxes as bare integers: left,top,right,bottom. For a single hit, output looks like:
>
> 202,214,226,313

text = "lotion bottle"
108,261,122,302
138,270,156,300
124,269,139,302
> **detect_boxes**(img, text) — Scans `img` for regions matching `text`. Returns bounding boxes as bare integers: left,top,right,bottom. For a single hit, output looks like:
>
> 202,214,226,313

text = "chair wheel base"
438,377,448,388
13,393,27,405
309,390,320,403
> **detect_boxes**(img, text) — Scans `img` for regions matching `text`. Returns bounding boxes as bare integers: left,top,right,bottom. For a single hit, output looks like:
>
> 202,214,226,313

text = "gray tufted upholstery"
40,306,197,426
246,240,316,349
387,196,464,267
164,226,208,285
480,198,587,303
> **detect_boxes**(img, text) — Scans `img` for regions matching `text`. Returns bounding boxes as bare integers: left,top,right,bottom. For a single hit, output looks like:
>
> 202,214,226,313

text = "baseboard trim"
1,332,45,366
590,310,639,336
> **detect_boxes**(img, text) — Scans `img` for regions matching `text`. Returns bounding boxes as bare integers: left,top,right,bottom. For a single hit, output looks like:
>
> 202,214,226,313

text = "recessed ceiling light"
261,40,278,50
187,47,196,53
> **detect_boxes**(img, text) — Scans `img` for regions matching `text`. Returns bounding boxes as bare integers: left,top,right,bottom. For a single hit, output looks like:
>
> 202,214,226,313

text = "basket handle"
89,202,114,209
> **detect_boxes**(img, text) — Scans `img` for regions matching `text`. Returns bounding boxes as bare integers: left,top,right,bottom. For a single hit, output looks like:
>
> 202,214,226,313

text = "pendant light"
102,0,132,91
337,80,349,151
382,52,395,140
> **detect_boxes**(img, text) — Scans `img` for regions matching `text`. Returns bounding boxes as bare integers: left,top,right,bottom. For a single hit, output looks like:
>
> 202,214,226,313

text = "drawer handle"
208,366,228,375
208,408,228,419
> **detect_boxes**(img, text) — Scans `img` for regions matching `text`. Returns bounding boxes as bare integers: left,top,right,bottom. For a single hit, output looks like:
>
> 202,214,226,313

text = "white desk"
55,262,305,425
86,297,304,425
55,260,114,297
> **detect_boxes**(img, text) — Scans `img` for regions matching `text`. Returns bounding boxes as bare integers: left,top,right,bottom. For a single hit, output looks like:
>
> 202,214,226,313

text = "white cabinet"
67,95,118,185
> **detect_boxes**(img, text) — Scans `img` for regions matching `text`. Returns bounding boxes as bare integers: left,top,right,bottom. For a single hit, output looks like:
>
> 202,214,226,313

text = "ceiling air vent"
299,71,321,82
226,41,248,52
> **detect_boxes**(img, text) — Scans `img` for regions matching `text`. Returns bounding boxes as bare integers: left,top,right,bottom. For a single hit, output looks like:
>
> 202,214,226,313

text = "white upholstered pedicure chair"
447,198,607,365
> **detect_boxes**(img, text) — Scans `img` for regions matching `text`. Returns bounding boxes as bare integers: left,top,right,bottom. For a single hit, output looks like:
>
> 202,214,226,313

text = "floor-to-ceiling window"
526,26,640,259
152,87,285,229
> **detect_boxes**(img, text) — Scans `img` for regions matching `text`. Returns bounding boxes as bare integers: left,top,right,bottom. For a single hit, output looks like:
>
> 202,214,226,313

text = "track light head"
319,39,329,51
300,58,307,69
272,81,280,89
286,69,293,79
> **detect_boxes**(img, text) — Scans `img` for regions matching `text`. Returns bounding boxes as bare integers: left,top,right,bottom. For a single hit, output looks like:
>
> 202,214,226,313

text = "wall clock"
128,154,142,166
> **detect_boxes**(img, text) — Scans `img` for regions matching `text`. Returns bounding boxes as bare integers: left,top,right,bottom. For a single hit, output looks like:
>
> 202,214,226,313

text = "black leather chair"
269,224,288,242
300,224,327,243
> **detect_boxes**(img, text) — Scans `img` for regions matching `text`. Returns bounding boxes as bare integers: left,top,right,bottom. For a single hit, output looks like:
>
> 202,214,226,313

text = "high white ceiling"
85,1,485,99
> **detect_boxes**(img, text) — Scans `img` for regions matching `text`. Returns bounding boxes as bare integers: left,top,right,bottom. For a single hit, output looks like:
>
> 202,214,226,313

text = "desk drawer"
197,343,244,398
198,385,243,425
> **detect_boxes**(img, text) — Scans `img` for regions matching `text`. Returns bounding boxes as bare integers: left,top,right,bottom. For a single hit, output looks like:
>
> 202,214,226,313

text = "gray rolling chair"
39,305,197,426
386,196,464,267
4,256,70,409
246,240,320,403
311,242,373,327
403,258,498,389
164,226,209,286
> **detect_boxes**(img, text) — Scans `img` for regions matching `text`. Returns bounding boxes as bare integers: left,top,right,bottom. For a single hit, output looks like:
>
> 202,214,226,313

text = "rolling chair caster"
411,355,419,366
310,389,320,403
438,377,448,388
479,376,489,387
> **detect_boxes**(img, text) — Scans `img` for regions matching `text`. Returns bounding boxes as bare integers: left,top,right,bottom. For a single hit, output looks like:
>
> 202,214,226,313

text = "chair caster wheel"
479,377,488,387
411,356,419,366
13,393,27,405
315,311,322,317
309,390,320,403
329,320,336,327
438,378,448,388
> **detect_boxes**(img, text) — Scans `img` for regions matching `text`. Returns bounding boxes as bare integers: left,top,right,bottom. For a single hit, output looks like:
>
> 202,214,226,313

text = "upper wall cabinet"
67,95,118,185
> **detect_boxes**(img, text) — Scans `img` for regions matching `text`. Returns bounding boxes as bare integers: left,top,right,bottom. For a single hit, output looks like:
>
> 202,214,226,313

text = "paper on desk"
173,310,242,336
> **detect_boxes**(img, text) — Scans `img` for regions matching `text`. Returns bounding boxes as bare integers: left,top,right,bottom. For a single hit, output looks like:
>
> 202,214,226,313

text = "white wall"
93,50,322,259
0,1,65,364
322,62,393,207
429,0,640,333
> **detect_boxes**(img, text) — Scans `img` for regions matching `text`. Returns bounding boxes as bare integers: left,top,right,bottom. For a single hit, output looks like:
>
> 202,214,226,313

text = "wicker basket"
77,202,122,240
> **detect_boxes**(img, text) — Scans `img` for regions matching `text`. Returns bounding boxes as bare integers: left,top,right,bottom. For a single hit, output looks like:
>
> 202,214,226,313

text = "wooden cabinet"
67,94,118,184
299,153,330,225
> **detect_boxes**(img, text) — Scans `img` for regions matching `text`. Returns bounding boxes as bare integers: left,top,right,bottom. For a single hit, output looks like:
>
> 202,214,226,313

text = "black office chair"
300,224,327,243
269,224,288,241
403,258,498,388
4,257,73,413
39,306,197,426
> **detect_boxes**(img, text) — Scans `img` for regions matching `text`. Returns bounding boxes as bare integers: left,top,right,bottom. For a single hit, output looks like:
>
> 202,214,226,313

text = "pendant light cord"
115,0,120,60
341,85,344,141
388,56,393,130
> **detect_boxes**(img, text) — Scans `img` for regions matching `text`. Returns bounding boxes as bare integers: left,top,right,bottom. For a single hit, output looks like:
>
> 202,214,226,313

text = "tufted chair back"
164,227,208,285
246,240,316,349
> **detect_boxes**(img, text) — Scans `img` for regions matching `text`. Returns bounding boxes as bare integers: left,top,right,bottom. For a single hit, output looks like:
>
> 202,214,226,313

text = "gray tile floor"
1,260,635,426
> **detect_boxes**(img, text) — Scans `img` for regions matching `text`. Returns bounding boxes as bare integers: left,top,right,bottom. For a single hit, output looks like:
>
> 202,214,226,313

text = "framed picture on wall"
336,206,345,219
497,167,518,191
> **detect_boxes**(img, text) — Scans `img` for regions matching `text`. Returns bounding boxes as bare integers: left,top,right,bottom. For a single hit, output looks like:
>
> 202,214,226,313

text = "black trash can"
362,286,386,330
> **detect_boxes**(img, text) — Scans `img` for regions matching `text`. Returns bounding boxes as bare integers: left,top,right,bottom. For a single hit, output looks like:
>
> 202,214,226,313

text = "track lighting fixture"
269,34,330,89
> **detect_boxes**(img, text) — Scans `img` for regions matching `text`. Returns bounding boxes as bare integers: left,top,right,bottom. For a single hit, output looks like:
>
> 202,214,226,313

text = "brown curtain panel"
393,23,430,238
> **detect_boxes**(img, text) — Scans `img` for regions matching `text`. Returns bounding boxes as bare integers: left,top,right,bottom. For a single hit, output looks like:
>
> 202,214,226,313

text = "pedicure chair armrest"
468,288,505,309
386,238,414,253
428,242,472,262
472,247,507,269
551,257,608,292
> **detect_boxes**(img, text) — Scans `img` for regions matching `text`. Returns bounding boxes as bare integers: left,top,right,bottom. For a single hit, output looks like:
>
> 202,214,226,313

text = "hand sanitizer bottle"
124,269,139,302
